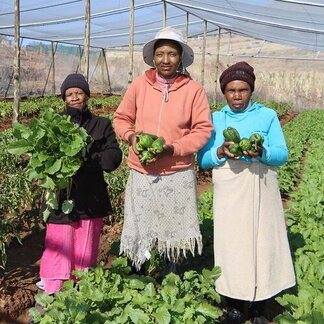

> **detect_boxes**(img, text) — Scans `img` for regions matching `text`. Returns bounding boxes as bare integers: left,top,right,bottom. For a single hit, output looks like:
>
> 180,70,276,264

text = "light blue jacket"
197,102,288,168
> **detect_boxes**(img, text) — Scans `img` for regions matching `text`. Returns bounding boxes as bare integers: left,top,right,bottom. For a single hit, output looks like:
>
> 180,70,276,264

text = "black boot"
222,308,246,323
249,301,269,324
222,297,247,323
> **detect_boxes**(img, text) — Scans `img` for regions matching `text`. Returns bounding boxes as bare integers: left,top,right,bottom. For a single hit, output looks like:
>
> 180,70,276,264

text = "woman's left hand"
161,144,174,156
243,144,263,158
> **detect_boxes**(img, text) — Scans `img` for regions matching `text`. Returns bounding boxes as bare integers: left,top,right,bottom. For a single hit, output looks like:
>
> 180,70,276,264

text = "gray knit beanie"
219,61,255,94
60,73,90,99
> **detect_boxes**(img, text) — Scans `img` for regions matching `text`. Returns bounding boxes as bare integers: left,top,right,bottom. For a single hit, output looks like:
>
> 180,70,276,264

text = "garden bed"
0,106,297,323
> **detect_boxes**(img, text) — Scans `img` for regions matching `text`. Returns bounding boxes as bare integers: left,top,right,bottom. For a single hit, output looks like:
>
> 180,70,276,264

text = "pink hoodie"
114,68,213,175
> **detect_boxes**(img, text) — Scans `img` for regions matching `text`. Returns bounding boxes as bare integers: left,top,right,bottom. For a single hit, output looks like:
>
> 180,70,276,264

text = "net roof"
1,0,324,51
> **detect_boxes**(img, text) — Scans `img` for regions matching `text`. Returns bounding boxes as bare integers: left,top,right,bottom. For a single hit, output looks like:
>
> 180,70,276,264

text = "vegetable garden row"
0,97,323,323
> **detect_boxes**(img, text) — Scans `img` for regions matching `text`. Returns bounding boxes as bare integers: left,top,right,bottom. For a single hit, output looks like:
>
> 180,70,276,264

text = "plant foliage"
30,257,223,323
6,108,92,221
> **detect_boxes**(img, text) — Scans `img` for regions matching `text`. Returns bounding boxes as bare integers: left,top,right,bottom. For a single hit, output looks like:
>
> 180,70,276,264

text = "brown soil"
0,108,295,323
0,223,123,324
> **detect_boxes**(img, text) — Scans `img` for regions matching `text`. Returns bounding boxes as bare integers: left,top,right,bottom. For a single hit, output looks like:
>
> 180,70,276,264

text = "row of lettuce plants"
274,110,324,323
30,257,223,323
0,95,291,120
0,95,123,120
0,129,41,268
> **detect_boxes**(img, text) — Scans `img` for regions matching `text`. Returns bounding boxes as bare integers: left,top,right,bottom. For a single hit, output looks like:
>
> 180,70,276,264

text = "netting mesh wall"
1,31,324,110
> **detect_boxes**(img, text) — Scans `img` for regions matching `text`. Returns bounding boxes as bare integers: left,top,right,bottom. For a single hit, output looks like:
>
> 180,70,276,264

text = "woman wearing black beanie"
198,62,295,323
37,73,122,296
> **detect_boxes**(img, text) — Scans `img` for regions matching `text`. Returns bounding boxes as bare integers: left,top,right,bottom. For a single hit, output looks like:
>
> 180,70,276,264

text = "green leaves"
6,108,92,222
29,257,223,323
6,138,32,155
276,112,324,322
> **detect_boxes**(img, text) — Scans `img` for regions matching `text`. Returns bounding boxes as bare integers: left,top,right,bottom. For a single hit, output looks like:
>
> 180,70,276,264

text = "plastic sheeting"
0,0,324,51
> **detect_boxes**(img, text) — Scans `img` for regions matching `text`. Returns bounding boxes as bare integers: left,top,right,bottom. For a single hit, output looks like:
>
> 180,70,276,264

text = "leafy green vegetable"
29,257,223,323
7,108,93,222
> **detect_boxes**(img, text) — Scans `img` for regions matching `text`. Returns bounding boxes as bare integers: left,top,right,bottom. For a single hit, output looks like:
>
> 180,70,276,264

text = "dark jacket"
47,106,122,223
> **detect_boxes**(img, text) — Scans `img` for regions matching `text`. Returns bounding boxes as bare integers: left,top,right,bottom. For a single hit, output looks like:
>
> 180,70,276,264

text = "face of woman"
153,40,182,79
224,80,252,112
64,87,89,109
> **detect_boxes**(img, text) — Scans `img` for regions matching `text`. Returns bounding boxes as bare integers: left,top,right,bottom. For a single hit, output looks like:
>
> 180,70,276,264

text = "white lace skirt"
120,168,202,270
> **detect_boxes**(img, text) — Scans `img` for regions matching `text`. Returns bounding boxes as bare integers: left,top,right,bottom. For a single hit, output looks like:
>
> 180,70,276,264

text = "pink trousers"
39,218,103,294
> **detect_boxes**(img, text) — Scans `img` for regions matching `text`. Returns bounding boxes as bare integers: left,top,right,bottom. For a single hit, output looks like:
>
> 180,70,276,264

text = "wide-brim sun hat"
143,27,194,68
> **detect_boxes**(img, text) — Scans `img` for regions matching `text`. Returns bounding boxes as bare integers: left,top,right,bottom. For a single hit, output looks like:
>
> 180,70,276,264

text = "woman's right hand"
128,132,141,155
217,141,240,159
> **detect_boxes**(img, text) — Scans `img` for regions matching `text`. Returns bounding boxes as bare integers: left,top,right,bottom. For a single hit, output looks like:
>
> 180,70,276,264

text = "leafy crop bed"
1,97,322,324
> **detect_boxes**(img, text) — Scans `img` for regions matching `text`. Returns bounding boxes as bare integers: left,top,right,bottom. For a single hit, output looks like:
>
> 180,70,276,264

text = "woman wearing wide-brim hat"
114,27,213,273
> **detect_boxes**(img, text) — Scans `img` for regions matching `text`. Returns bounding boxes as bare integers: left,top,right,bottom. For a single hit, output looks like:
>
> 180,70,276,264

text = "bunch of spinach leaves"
7,108,92,221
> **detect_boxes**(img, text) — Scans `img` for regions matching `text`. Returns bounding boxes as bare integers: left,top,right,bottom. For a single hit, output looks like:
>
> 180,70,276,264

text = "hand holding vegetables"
129,132,170,165
219,127,264,159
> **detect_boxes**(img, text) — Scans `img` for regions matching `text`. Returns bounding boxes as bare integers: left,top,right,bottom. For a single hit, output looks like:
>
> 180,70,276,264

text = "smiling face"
64,87,89,109
224,80,252,112
153,39,182,79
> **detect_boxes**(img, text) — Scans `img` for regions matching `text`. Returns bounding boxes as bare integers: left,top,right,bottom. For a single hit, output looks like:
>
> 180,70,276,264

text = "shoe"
249,300,268,323
222,308,246,323
252,316,269,324
36,280,45,291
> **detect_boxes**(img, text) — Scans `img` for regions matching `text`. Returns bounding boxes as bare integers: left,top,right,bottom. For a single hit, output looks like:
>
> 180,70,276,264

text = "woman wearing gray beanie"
198,62,295,323
37,73,122,296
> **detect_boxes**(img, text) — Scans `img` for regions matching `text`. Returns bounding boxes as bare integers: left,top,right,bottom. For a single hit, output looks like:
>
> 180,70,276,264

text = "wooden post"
77,46,83,73
185,12,189,41
51,41,56,95
227,31,232,67
13,0,20,123
200,21,207,86
100,49,105,94
83,0,90,80
102,49,111,93
162,0,166,28
5,37,22,98
214,28,222,105
43,42,57,96
128,0,134,84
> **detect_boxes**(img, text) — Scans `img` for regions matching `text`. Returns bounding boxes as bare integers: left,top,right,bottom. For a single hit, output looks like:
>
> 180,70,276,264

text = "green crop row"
0,95,123,120
275,120,324,322
0,95,292,120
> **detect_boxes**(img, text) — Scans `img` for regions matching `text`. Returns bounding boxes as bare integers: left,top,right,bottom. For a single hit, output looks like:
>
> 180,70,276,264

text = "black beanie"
60,73,90,99
219,61,255,94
